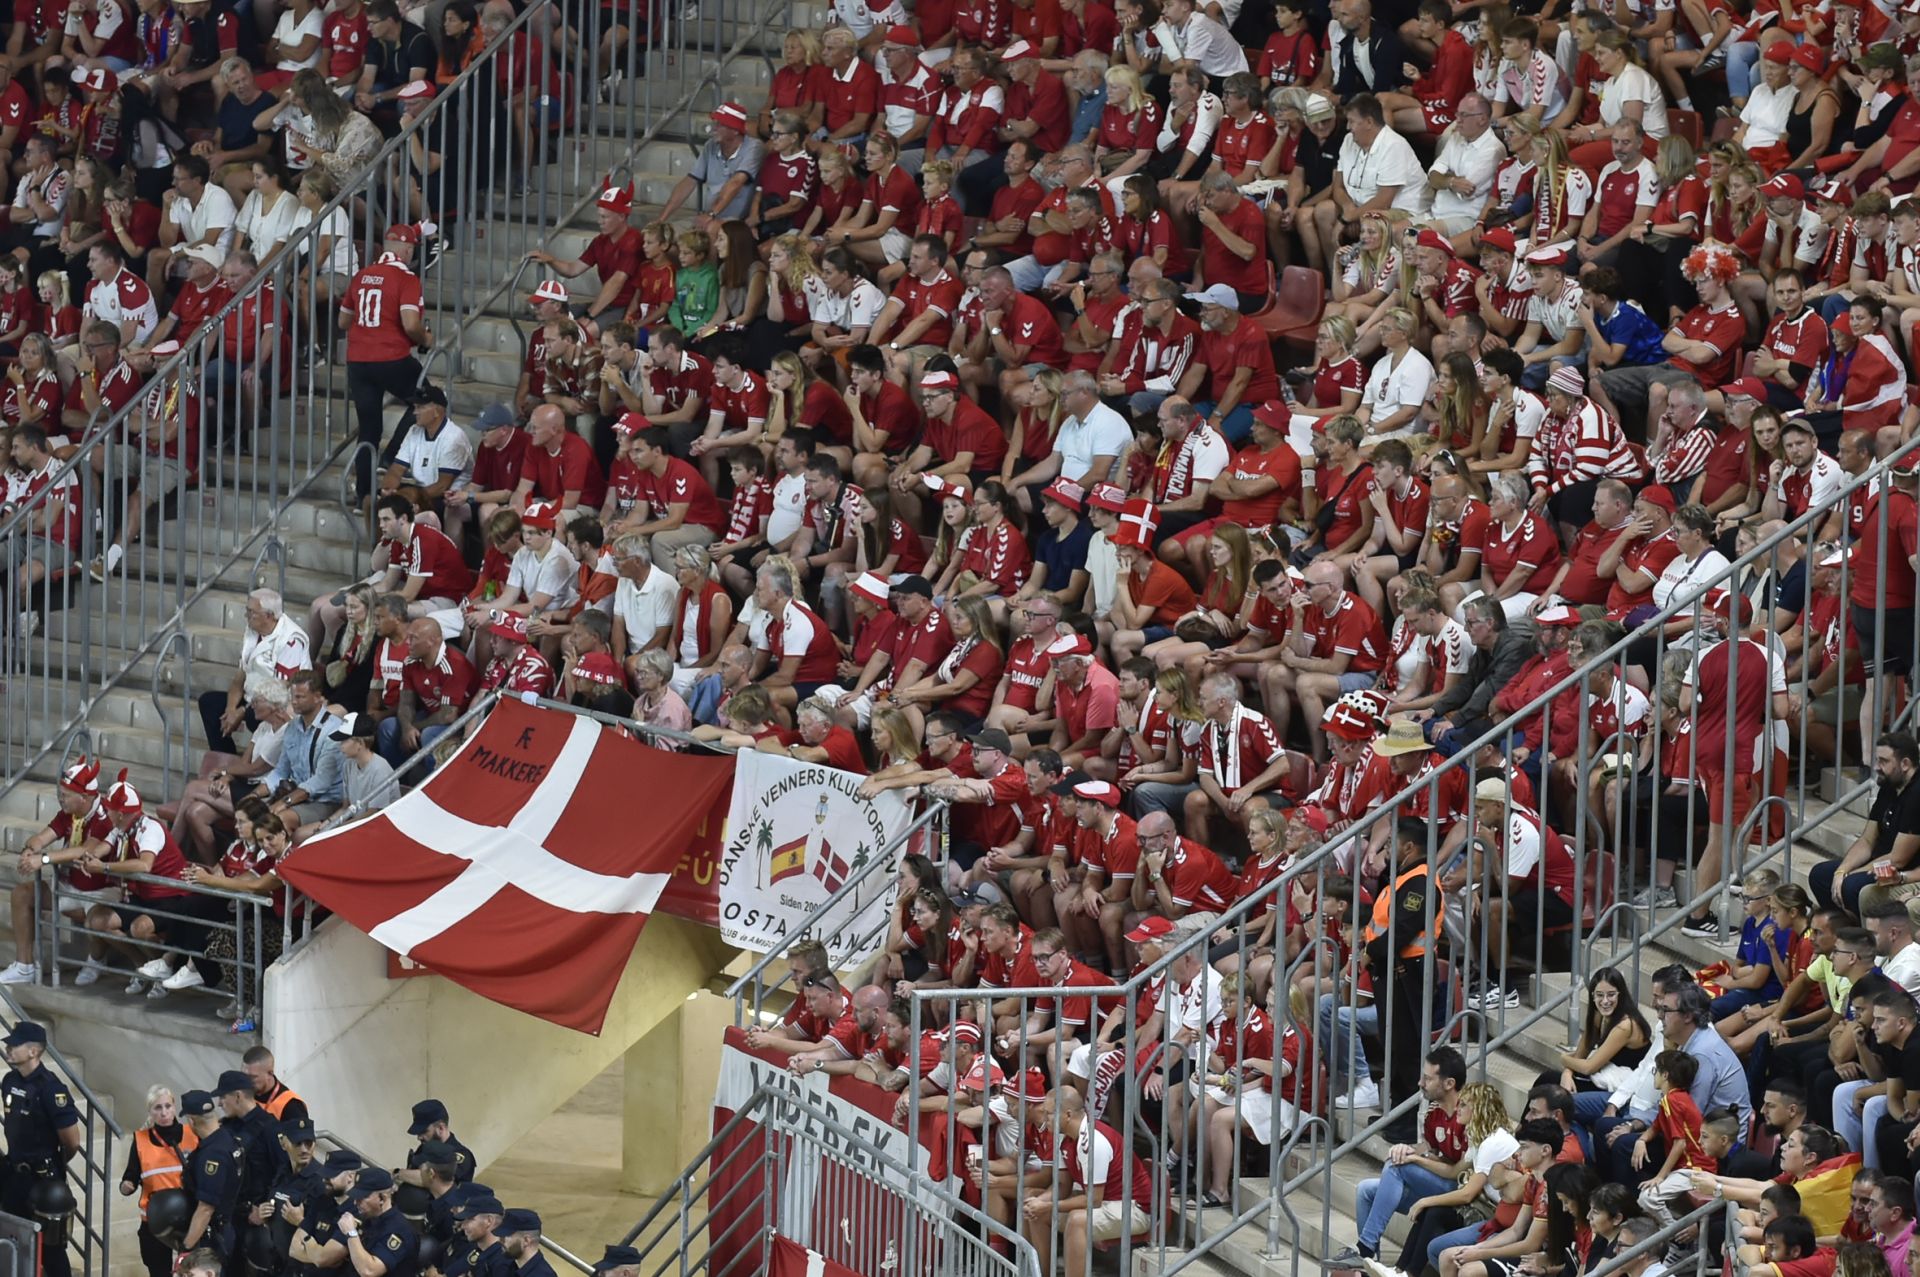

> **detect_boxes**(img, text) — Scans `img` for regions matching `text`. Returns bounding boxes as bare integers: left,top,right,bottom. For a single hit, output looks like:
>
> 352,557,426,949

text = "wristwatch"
990,326,1003,336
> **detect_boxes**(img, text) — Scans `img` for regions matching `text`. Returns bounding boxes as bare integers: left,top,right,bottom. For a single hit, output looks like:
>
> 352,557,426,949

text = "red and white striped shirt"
1528,397,1640,495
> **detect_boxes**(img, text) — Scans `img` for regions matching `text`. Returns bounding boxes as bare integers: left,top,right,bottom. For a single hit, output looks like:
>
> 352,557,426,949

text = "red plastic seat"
1259,265,1325,348
1669,109,1704,149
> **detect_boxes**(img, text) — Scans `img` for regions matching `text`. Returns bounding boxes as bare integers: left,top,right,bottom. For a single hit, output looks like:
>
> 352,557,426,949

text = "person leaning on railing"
1,756,123,987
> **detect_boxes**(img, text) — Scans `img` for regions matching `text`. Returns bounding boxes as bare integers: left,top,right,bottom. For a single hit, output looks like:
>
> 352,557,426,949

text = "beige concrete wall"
263,916,737,1172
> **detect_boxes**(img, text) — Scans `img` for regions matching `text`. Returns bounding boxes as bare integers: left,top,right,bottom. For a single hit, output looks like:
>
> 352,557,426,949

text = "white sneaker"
1364,1258,1410,1277
0,962,36,984
1332,1078,1381,1109
124,977,147,995
161,965,204,992
136,957,173,980
144,981,169,1000
72,960,100,987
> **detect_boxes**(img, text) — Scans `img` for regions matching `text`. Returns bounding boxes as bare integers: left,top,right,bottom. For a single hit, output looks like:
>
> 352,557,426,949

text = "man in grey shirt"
1429,599,1539,754
659,103,763,228
327,715,402,825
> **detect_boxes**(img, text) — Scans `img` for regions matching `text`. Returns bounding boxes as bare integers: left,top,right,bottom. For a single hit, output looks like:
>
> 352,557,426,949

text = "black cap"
322,1150,363,1175
180,1090,215,1117
3,1022,46,1048
407,1099,448,1136
595,1246,642,1272
1048,769,1092,797
278,1118,316,1143
328,713,377,743
499,1208,541,1236
891,574,932,598
348,1167,395,1197
416,1140,456,1165
966,727,1013,754
410,384,449,408
452,1193,504,1221
214,1070,252,1096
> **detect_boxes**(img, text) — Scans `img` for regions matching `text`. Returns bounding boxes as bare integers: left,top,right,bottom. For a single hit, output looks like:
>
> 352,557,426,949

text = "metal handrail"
0,0,568,805
0,986,125,1138
151,629,193,802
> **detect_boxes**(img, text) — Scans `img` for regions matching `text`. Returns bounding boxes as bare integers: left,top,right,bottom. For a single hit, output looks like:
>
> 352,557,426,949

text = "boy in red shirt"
1635,1050,1714,1226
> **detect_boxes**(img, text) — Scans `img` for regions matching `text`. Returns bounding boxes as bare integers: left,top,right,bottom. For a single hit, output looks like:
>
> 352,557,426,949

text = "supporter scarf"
1208,704,1265,788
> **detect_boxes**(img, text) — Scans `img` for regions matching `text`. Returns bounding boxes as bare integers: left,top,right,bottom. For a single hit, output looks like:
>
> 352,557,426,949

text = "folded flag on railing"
278,699,733,1034
767,1236,860,1277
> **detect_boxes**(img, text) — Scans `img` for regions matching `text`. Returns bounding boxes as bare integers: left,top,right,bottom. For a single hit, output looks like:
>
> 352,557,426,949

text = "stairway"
1147,777,1873,1277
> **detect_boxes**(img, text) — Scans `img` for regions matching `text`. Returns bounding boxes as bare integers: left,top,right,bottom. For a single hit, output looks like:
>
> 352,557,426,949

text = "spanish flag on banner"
768,835,808,884
1790,1153,1863,1238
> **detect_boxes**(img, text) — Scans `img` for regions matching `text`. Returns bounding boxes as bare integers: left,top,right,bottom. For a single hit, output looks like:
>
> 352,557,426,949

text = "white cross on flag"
280,700,735,1034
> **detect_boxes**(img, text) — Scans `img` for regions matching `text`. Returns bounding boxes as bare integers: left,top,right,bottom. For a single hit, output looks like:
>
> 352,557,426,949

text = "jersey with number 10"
343,253,423,363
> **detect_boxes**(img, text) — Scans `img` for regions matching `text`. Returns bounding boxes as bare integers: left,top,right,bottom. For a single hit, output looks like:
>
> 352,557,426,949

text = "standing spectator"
340,225,427,497
199,588,311,754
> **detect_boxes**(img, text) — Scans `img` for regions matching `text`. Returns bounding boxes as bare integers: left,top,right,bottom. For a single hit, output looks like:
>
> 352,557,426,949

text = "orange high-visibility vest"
134,1125,198,1215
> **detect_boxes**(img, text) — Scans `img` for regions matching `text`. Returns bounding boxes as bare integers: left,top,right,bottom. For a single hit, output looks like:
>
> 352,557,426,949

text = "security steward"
1361,818,1440,1144
263,1118,322,1272
496,1209,554,1277
441,1191,508,1277
121,1084,199,1277
592,1245,642,1277
179,1089,244,1263
286,1150,360,1277
336,1167,418,1277
399,1100,474,1186
1,1021,83,1277
215,1071,281,1204
243,1048,308,1126
413,1143,465,1272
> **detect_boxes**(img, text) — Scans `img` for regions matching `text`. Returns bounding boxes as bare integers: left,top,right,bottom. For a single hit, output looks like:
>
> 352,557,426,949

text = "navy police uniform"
1,1024,80,1277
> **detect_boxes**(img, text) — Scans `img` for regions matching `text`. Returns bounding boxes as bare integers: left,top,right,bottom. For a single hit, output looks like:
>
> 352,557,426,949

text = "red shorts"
1422,102,1456,133
1700,747,1788,843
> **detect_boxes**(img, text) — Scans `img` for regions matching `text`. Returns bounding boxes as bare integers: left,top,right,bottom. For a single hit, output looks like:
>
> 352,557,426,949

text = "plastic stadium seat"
1669,109,1703,149
1260,265,1326,348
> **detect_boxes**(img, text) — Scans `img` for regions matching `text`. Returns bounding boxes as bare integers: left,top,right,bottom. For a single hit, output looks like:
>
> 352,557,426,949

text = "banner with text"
719,752,911,966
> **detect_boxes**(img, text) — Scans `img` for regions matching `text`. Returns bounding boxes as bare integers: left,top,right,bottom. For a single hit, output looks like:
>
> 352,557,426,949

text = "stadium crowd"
8,0,1920,1267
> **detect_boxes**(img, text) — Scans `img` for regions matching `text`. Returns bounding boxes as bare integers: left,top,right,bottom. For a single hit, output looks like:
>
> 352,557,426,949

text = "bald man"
1022,1088,1153,1273
1261,559,1387,762
377,618,478,770
789,984,893,1078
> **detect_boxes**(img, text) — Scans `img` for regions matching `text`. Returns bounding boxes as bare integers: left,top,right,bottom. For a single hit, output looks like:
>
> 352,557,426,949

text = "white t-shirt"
1598,62,1669,138
1056,403,1132,486
1884,942,1920,995
1338,127,1430,215
508,541,579,612
819,280,887,332
272,6,325,72
1430,128,1504,226
767,471,808,546
1652,549,1730,617
235,190,302,260
294,205,359,278
239,613,312,698
392,423,475,490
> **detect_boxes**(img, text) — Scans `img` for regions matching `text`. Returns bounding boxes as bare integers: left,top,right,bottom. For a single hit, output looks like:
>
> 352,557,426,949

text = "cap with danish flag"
613,410,651,436
920,369,960,393
397,79,437,101
1006,1067,1049,1103
1321,698,1379,742
1071,778,1122,808
1045,632,1093,658
59,757,100,796
923,474,971,504
78,66,116,93
1524,246,1569,269
489,612,531,643
596,184,634,216
529,279,570,305
849,572,890,606
1111,498,1158,551
521,499,560,531
103,769,141,816
1085,483,1127,513
710,103,749,132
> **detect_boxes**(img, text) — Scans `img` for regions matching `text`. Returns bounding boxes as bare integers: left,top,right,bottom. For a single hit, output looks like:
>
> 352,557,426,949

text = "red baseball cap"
959,1059,1006,1091
1638,484,1677,513
1125,916,1175,943
1292,805,1331,835
881,22,919,44
1722,377,1768,402
521,499,559,530
1480,227,1518,255
1415,228,1452,255
1791,43,1828,74
385,224,421,244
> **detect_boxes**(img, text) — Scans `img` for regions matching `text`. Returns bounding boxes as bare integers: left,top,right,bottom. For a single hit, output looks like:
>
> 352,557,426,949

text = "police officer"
262,1119,322,1273
286,1151,360,1276
412,1144,464,1272
399,1101,474,1186
337,1167,418,1277
440,1193,507,1277
591,1246,641,1277
179,1090,244,1264
0,1021,82,1277
495,1210,553,1277
215,1071,280,1205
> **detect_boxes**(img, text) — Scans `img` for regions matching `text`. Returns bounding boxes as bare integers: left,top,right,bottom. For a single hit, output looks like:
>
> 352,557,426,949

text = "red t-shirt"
1218,443,1302,527
1200,197,1269,294
632,456,726,534
1198,315,1278,404
1481,511,1563,595
581,227,644,310
344,255,423,362
1667,300,1746,385
522,432,608,508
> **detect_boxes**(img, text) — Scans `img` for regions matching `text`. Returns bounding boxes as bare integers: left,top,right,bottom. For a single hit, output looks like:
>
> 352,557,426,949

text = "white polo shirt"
1337,126,1429,215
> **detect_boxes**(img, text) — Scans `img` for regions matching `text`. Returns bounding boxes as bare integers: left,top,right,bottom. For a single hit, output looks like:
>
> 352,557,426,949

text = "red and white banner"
280,700,734,1034
719,751,912,966
709,1029,956,1277
767,1236,860,1277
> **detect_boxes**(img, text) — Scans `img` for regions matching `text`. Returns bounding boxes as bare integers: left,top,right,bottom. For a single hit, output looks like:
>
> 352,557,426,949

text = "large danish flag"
280,699,734,1034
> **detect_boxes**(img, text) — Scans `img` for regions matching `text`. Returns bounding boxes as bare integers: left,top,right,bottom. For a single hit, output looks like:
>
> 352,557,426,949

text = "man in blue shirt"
1668,981,1754,1131
1029,480,1094,609
245,672,345,832
1583,268,1670,371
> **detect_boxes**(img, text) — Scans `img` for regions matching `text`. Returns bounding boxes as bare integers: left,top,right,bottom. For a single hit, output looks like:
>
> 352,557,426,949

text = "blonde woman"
1003,369,1066,510
1328,210,1401,327
1525,126,1591,252
121,1083,197,1277
1286,315,1366,450
764,233,830,346
764,350,853,466
1095,65,1162,195
1121,666,1209,795
38,271,81,377
760,28,825,138
803,147,860,241
1401,1082,1521,1274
